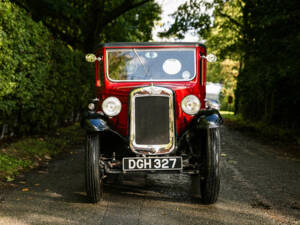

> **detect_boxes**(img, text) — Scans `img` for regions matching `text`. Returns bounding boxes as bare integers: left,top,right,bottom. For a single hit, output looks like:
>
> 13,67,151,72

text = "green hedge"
0,1,93,135
235,0,300,131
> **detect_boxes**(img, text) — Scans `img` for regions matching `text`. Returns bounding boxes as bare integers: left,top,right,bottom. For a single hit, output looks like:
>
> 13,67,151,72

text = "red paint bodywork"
94,44,207,138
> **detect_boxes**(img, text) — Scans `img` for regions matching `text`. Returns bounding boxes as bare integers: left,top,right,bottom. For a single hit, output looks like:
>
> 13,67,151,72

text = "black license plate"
123,157,182,171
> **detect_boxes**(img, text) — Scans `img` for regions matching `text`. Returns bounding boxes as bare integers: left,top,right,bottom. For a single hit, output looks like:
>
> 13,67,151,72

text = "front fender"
81,111,130,157
193,108,223,129
177,109,223,154
81,111,128,142
81,111,109,133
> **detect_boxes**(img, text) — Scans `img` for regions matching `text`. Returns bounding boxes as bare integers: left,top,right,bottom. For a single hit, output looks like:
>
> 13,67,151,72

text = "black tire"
85,134,103,203
200,128,221,204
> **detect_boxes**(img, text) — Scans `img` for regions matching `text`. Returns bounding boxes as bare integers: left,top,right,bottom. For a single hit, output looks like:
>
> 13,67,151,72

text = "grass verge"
0,123,84,182
220,111,300,147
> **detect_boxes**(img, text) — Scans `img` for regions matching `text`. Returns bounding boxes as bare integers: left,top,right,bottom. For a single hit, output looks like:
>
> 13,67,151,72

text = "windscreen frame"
105,47,197,82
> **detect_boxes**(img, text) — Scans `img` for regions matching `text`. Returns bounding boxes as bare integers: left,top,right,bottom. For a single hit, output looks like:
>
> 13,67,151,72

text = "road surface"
0,126,299,225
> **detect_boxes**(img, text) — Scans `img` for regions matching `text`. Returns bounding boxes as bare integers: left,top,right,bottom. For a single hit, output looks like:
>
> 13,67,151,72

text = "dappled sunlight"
0,153,298,225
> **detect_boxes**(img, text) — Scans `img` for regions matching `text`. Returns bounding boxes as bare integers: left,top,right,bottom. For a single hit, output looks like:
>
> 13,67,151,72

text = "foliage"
1,0,160,136
158,0,213,39
162,0,300,130
160,0,242,113
0,154,31,179
221,111,300,147
204,1,243,112
204,0,244,61
0,123,84,181
206,56,239,112
10,0,161,51
0,1,94,135
102,2,161,43
218,60,238,111
235,0,300,129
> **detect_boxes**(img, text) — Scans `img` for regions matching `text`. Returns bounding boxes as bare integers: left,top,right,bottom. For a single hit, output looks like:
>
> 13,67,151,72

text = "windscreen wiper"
133,48,149,77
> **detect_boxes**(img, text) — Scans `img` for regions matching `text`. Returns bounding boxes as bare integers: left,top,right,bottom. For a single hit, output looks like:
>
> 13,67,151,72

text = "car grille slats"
135,96,170,145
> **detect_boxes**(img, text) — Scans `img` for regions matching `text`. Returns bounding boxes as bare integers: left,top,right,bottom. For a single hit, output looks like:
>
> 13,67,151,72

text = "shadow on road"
1,127,300,225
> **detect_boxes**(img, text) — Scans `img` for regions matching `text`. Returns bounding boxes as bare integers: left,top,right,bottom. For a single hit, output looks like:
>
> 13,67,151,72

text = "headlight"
102,96,122,116
181,95,201,115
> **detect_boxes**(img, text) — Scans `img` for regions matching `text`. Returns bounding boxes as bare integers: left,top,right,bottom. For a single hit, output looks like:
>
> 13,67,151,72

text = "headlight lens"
102,97,122,116
181,95,201,115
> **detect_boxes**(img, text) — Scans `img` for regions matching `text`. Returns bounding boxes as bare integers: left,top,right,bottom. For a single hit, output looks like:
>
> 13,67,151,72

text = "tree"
99,2,161,43
160,0,243,112
159,0,211,40
235,0,300,128
159,0,244,59
10,0,161,51
0,1,94,134
161,0,300,129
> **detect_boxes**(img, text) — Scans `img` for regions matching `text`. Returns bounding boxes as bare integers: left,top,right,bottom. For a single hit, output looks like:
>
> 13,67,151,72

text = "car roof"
99,42,206,48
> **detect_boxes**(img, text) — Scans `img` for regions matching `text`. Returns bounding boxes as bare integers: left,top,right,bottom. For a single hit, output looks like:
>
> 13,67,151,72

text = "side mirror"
206,54,217,63
85,53,102,63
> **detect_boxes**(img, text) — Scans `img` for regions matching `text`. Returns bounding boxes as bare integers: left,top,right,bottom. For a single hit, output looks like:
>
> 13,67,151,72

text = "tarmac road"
0,126,299,225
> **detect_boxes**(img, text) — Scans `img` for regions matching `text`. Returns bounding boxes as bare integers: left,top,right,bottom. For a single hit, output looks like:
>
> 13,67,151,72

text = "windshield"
106,48,196,81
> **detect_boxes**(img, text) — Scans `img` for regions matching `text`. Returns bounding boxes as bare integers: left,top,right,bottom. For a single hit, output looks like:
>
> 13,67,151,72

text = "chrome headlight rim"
181,95,201,115
102,96,122,117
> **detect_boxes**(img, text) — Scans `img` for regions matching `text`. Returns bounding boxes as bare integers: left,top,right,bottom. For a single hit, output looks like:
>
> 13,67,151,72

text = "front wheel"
200,128,221,204
85,134,103,203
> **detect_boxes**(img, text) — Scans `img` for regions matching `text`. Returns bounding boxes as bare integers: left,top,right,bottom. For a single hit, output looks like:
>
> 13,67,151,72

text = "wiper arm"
133,48,149,77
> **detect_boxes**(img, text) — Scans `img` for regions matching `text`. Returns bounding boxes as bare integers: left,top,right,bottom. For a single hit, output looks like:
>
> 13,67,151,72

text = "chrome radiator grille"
130,86,175,155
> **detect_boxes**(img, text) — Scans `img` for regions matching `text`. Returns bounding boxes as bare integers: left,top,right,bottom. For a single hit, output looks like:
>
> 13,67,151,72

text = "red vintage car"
82,42,222,204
